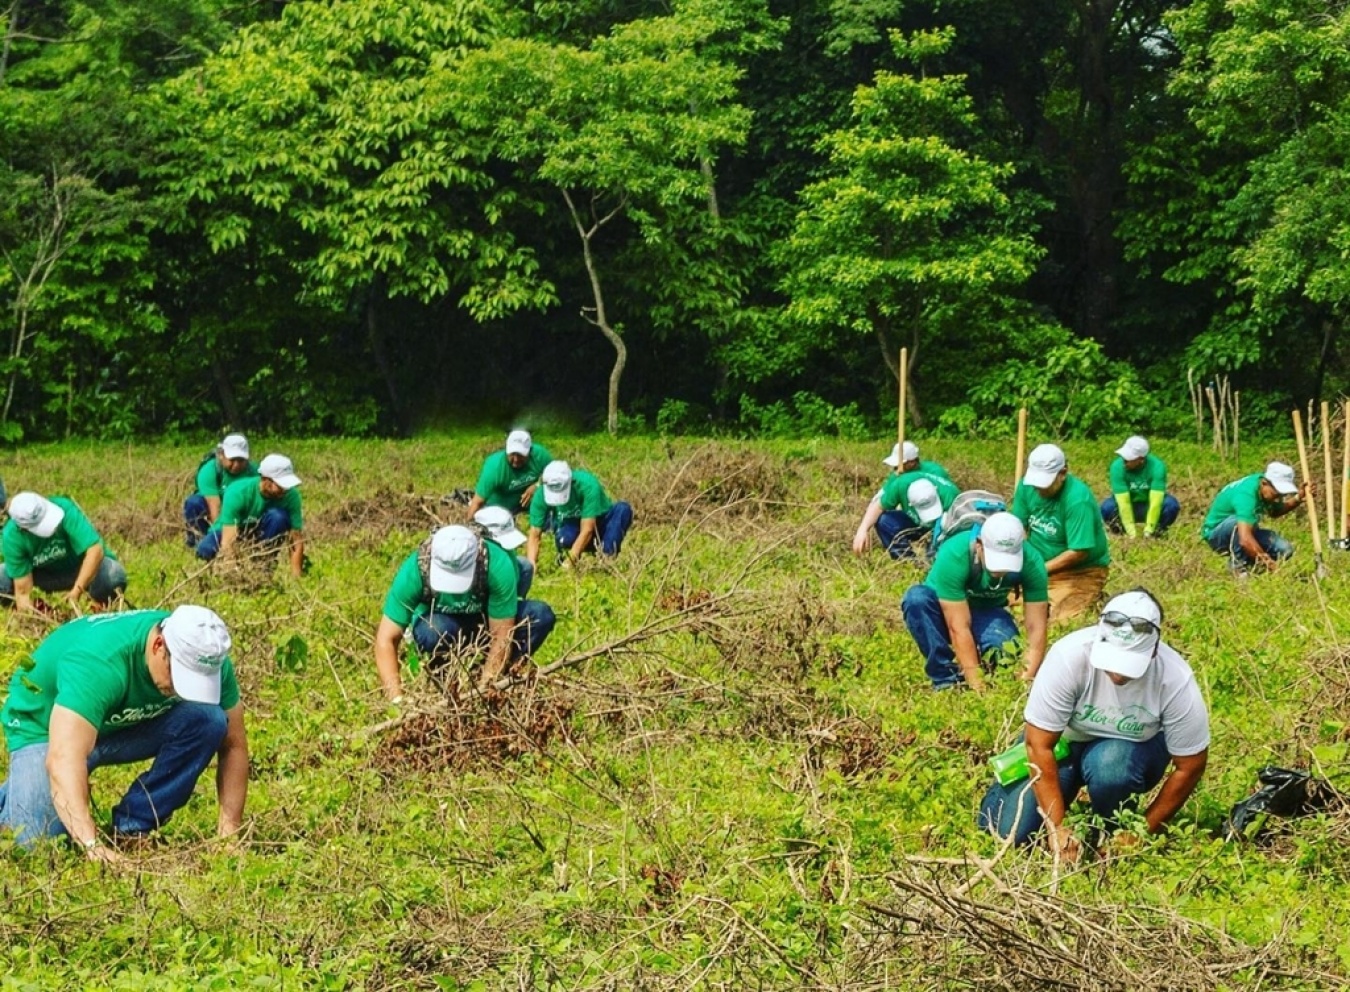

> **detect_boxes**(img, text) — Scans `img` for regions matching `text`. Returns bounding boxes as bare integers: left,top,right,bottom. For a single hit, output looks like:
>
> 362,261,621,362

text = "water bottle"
990,737,1072,786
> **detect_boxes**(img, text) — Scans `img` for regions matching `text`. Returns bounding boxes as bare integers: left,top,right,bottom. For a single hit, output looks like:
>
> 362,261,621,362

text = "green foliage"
738,391,870,439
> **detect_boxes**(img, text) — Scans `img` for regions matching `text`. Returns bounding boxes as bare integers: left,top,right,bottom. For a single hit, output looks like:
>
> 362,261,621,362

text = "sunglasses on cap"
1100,611,1159,636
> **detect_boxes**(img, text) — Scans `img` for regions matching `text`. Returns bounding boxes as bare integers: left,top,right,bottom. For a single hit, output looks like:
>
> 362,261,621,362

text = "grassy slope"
1,434,1348,989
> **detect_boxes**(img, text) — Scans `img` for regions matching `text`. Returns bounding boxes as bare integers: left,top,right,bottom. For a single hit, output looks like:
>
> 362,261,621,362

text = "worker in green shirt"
1100,436,1180,538
183,433,259,547
0,606,249,857
1012,444,1111,621
464,430,554,517
526,461,634,569
373,525,555,699
853,441,958,560
196,453,305,577
0,492,127,614
1201,462,1304,574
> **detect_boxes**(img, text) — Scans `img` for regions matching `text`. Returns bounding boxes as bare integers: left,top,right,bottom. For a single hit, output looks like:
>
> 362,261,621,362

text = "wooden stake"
1342,399,1350,540
1014,407,1028,495
897,347,908,458
1234,390,1241,466
1292,408,1325,574
1322,400,1336,540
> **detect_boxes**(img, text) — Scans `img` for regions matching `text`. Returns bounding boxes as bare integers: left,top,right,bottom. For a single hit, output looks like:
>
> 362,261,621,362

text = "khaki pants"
1048,566,1109,622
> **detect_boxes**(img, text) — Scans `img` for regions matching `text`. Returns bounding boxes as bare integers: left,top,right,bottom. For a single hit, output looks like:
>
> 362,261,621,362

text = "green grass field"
2,434,1348,990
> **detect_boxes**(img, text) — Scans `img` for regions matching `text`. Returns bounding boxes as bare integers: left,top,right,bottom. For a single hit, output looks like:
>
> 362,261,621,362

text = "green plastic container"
990,737,1072,786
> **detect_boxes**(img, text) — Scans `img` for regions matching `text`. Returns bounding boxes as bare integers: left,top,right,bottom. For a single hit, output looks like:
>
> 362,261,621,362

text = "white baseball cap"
219,434,250,460
978,512,1026,572
1263,461,1298,496
505,430,533,456
541,460,573,506
883,440,921,468
1115,436,1149,460
161,605,233,705
9,492,64,538
1023,443,1067,488
429,526,479,594
474,505,527,550
906,479,944,524
1090,591,1162,679
259,453,301,490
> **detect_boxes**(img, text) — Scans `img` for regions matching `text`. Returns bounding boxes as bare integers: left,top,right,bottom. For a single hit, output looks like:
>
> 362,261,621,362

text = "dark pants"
900,585,1020,689
555,502,634,558
411,600,557,664
196,506,292,560
876,509,929,560
0,558,128,605
1100,494,1181,535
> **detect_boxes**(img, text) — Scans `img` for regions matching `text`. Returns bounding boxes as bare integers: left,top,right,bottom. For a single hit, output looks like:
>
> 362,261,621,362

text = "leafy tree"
777,27,1043,425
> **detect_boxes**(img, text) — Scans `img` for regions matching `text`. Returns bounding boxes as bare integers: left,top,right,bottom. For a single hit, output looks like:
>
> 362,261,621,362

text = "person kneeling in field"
901,512,1049,692
1201,461,1305,574
852,441,956,560
1101,435,1180,538
0,606,248,858
196,453,306,578
0,492,127,614
526,460,633,570
1013,444,1111,620
183,433,258,547
977,590,1209,861
464,429,554,518
374,525,556,700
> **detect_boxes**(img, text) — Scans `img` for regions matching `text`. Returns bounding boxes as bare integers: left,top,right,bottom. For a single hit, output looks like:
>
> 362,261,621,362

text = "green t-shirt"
1108,453,1167,502
913,459,952,482
1011,474,1111,568
2,610,240,751
1201,474,1282,539
924,530,1050,610
381,539,520,627
473,445,554,510
195,455,260,499
0,496,117,579
879,469,959,518
528,468,613,527
211,478,303,532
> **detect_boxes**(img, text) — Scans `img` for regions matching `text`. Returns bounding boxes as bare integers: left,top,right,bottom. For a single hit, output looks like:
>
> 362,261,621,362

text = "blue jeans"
555,502,634,558
1204,515,1293,568
196,506,292,560
976,734,1171,846
411,599,556,664
876,510,930,560
184,493,210,546
0,558,128,605
0,702,228,847
514,556,534,599
1100,495,1180,535
901,585,1020,689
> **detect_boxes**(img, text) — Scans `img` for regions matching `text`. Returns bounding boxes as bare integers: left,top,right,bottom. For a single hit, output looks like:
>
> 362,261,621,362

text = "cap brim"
1266,477,1298,495
495,529,527,550
915,502,943,524
268,473,301,490
1089,637,1153,679
29,503,64,538
1023,468,1058,488
882,454,900,468
169,657,222,705
982,546,1023,572
1115,447,1133,459
544,485,571,506
428,560,474,594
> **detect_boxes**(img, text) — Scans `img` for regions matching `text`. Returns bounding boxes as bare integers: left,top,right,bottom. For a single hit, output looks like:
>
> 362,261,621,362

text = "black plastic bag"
1224,766,1345,842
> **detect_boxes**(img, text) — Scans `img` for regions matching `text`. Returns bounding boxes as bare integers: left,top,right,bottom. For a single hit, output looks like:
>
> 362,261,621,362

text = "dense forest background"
2,0,1346,441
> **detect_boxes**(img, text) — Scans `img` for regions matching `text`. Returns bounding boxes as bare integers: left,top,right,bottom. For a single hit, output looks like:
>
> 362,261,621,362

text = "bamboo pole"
1342,399,1350,541
1322,400,1336,540
897,347,908,458
1205,386,1222,455
1234,390,1241,466
1292,408,1326,576
1014,407,1028,495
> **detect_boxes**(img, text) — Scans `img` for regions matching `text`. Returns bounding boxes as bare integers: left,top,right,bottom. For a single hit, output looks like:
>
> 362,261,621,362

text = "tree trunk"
562,188,628,435
0,1,21,87
365,277,410,437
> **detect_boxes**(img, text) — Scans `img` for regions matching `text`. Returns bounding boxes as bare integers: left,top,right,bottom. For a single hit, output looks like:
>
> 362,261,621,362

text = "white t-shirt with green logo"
1024,627,1209,755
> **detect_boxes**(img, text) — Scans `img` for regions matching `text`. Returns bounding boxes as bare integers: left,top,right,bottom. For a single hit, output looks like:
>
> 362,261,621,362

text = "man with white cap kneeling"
977,589,1210,861
1101,435,1180,538
526,461,633,570
464,429,554,518
0,606,248,858
853,454,958,561
197,453,306,577
474,505,535,597
183,433,258,547
374,525,556,700
900,512,1050,693
1200,461,1305,574
0,491,128,614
